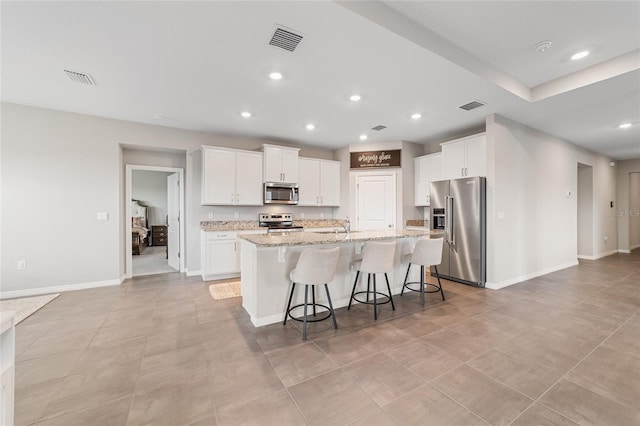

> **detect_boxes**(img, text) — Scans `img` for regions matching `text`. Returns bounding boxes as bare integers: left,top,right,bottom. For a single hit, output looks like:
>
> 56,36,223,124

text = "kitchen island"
238,229,442,327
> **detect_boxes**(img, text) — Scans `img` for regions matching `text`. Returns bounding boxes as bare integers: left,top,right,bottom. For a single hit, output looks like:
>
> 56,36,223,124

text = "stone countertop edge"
200,219,347,231
238,229,444,248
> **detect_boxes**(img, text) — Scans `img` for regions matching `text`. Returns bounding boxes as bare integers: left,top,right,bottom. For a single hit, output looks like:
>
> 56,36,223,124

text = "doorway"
577,163,594,258
630,172,640,251
125,165,185,278
355,173,397,230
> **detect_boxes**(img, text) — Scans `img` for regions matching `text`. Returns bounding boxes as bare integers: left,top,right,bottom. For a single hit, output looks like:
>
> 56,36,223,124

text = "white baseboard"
485,260,579,290
578,249,624,260
119,274,127,283
594,249,621,259
630,244,640,251
0,278,121,300
185,269,202,277
617,250,631,254
201,272,240,282
577,255,595,260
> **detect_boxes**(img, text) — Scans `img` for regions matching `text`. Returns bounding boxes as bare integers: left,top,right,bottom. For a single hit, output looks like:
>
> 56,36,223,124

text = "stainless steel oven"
264,182,299,205
259,213,303,232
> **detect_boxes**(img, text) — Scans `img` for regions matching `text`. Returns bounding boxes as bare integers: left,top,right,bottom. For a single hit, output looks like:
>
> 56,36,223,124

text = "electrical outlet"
234,212,239,219
300,212,305,219
17,260,26,270
208,212,214,220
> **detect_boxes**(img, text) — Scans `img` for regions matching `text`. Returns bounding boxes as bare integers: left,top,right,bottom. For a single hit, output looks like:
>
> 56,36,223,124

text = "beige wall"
1,103,335,296
485,114,617,288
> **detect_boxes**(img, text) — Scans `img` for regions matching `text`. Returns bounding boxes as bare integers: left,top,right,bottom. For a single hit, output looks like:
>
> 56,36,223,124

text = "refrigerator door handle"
447,196,455,245
444,196,450,243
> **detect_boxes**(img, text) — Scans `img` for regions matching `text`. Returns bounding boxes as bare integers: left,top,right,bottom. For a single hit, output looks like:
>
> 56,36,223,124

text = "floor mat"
0,293,60,324
209,281,242,300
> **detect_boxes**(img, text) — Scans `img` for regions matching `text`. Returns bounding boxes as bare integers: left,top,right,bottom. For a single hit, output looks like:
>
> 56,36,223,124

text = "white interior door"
167,173,180,270
356,174,396,230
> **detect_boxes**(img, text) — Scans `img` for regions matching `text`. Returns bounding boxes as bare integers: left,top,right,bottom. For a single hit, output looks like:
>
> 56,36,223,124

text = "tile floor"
14,251,640,426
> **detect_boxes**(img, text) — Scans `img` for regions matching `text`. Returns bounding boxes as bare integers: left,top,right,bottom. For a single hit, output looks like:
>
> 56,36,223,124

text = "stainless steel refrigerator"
430,176,486,287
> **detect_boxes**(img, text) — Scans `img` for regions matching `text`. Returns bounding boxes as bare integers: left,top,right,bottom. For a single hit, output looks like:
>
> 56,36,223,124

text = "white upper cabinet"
201,146,263,205
263,144,299,183
414,153,442,206
441,133,486,180
298,157,340,206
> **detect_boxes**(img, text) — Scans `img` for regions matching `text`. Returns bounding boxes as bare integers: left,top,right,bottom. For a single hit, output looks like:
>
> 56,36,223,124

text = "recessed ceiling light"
153,115,164,120
618,123,632,129
411,113,422,120
269,72,283,80
359,134,368,141
240,111,252,118
571,50,589,60
350,94,361,102
533,40,552,53
306,123,315,130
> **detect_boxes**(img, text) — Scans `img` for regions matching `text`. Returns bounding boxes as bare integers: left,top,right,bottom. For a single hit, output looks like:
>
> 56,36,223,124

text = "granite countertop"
200,219,347,231
238,228,444,248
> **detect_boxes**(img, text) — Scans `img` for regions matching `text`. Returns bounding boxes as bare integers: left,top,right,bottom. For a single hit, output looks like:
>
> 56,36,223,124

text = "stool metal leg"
303,285,309,340
348,271,360,310
366,274,371,302
401,263,411,296
283,282,296,325
434,265,445,301
420,265,425,305
312,286,317,317
373,273,378,320
324,284,338,330
384,273,395,310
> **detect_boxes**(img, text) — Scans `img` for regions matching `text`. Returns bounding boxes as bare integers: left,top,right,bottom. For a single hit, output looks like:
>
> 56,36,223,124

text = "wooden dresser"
152,225,168,246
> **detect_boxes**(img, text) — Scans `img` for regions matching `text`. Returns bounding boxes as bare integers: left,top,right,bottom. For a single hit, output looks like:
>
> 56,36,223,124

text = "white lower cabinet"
201,231,239,280
1,312,16,426
201,230,266,281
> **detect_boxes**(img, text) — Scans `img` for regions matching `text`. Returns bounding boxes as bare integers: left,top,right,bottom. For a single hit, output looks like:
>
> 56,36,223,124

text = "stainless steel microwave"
264,182,299,205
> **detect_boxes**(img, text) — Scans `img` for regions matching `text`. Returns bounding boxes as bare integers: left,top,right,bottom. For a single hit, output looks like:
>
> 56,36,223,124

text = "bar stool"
401,237,445,305
283,247,340,340
348,241,396,320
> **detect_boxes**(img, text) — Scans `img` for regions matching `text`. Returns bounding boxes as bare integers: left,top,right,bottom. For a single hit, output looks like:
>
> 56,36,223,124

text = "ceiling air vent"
459,100,485,111
371,125,387,131
269,26,303,52
63,69,96,85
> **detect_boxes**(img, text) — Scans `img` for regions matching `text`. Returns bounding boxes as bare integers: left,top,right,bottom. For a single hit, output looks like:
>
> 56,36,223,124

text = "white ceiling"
2,1,639,159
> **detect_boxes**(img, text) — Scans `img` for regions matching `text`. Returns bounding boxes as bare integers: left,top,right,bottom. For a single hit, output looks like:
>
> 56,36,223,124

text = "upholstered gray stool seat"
348,241,396,320
284,247,340,340
401,237,445,305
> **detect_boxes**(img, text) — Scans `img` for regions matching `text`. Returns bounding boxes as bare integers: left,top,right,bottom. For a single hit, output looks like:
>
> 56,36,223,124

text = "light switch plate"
97,212,109,221
497,212,505,221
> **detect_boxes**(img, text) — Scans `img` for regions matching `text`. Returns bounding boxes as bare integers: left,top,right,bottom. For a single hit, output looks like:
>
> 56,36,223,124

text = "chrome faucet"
341,217,350,235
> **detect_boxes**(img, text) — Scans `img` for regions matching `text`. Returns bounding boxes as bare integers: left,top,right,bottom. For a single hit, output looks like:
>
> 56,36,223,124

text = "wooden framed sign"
350,150,401,169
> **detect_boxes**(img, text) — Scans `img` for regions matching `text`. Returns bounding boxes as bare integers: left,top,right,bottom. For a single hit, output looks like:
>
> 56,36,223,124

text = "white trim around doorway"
125,165,186,278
